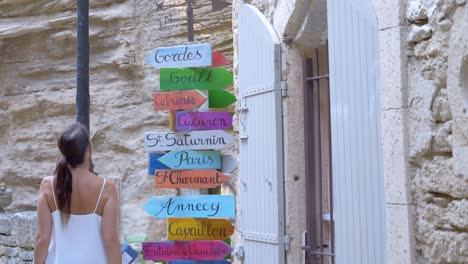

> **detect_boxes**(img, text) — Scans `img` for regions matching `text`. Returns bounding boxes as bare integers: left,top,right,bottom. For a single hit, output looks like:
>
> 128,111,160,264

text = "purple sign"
142,240,232,261
174,111,233,131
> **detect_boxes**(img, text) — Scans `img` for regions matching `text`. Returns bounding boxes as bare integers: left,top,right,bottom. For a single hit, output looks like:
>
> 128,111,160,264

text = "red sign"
153,90,207,111
155,169,229,188
210,52,229,67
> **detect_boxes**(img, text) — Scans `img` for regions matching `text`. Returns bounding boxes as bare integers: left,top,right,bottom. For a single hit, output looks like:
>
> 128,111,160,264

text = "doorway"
303,45,335,264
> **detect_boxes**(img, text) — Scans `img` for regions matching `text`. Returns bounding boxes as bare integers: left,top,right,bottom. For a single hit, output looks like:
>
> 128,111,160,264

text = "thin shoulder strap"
94,179,107,213
50,177,58,209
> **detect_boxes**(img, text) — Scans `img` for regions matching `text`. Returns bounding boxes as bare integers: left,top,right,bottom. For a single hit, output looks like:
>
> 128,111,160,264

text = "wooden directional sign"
143,195,235,218
221,155,237,174
145,44,211,69
142,240,232,261
155,169,229,188
144,131,234,152
153,90,207,111
160,68,233,91
173,111,233,131
148,153,169,175
158,150,221,170
208,90,236,108
168,261,230,264
167,218,234,241
210,52,229,67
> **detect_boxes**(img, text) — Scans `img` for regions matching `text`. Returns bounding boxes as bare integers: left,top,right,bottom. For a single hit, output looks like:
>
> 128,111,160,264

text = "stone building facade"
0,0,467,263
231,0,467,263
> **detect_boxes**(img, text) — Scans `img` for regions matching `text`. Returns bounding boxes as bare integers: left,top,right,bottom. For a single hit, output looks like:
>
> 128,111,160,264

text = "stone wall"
0,212,36,264
406,0,468,263
0,0,234,261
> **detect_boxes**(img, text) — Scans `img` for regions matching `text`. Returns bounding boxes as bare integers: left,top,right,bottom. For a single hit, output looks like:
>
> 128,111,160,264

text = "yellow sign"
167,218,234,241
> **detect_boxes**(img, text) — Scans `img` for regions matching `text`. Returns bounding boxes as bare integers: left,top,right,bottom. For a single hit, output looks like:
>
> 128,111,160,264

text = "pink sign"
142,241,232,261
174,111,233,131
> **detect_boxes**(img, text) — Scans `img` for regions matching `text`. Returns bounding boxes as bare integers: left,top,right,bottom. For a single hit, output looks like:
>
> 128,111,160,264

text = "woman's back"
45,175,108,264
34,123,120,264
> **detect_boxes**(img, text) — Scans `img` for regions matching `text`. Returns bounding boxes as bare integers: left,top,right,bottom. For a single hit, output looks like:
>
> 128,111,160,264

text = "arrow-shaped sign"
145,44,211,69
160,68,233,91
149,154,236,175
142,240,232,261
210,52,229,67
168,261,230,264
143,195,235,218
167,218,234,241
144,130,235,152
153,90,207,111
221,155,237,174
155,169,229,188
148,153,169,175
172,111,233,131
158,150,221,170
208,90,236,108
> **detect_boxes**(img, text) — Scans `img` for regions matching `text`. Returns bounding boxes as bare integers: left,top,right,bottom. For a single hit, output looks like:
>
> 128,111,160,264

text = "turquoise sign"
143,195,235,218
158,150,221,170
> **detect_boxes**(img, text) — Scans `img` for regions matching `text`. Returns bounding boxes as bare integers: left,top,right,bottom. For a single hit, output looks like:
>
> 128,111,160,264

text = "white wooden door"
327,0,387,263
237,4,286,264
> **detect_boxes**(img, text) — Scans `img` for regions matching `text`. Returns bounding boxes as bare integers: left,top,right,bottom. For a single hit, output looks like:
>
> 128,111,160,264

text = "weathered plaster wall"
405,0,468,263
0,0,233,262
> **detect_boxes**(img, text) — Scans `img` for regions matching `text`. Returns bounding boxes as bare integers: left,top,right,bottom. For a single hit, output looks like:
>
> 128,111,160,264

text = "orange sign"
153,90,207,111
167,218,234,241
155,169,228,189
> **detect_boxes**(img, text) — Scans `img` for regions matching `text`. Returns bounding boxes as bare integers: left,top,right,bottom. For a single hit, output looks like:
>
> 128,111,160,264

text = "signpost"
172,111,233,131
144,130,235,151
142,240,232,261
158,150,221,170
167,218,234,241
143,195,235,218
160,68,233,91
145,44,212,69
155,170,229,189
210,52,229,67
153,90,207,111
208,90,236,108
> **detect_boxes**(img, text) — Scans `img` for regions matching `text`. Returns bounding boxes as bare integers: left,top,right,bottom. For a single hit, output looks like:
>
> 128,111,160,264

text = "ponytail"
54,123,90,225
54,158,73,225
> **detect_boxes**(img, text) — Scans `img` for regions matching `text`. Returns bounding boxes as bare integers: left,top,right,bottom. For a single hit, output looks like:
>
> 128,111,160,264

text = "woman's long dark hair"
55,123,90,224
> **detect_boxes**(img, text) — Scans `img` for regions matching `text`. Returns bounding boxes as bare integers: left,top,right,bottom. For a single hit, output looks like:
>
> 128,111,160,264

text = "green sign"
160,68,233,91
208,90,236,108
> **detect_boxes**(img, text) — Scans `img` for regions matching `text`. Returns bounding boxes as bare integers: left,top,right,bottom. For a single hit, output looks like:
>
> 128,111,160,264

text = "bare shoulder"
102,178,118,198
39,176,54,192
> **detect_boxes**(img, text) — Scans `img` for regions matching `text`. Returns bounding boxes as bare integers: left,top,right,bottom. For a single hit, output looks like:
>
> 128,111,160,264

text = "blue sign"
145,44,212,69
120,243,138,264
143,195,235,218
168,261,230,264
158,150,221,170
148,153,170,175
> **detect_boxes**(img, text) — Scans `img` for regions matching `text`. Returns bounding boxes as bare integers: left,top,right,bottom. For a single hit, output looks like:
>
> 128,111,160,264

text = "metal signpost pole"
76,0,95,172
76,0,90,132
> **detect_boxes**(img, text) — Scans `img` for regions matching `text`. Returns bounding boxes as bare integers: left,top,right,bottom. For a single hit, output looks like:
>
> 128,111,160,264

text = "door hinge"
284,234,291,251
281,81,288,97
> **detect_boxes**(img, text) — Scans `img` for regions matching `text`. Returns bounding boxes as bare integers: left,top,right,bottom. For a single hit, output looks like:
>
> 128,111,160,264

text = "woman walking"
33,123,121,264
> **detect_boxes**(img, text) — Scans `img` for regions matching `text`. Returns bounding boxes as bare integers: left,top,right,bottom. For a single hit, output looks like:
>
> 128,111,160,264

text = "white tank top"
46,178,108,264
